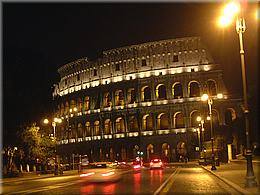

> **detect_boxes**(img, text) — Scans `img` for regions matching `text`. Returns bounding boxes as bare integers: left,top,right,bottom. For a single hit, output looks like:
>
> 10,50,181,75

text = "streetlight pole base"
211,165,217,171
245,176,257,188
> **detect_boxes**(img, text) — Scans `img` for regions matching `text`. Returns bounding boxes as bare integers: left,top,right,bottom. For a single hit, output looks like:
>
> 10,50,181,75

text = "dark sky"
3,3,259,146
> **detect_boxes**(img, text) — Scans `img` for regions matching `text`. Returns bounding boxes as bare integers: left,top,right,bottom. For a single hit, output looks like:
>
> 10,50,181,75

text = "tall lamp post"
201,93,223,170
43,117,62,175
218,2,257,187
196,116,205,151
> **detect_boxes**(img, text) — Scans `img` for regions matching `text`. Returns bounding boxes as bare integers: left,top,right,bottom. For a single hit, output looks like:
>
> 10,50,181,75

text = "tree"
20,123,55,165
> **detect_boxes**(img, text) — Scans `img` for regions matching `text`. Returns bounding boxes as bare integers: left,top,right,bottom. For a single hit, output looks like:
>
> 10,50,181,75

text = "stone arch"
174,112,185,128
147,144,154,160
94,120,100,135
103,92,111,107
172,82,183,99
176,142,187,157
225,108,237,125
84,96,90,111
162,143,170,161
77,98,83,112
207,79,217,96
115,90,124,106
188,80,200,97
143,114,153,131
156,84,167,99
127,88,136,104
60,103,64,115
190,110,201,127
85,121,91,136
77,123,83,138
115,117,125,133
104,119,112,134
142,86,151,101
65,101,69,114
70,99,76,110
157,113,169,130
129,116,139,132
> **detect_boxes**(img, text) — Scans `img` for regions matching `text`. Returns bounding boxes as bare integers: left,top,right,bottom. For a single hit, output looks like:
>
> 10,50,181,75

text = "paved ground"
202,160,260,194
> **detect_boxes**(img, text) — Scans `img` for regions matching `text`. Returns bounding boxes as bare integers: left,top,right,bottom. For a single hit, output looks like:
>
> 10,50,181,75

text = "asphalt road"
2,164,239,194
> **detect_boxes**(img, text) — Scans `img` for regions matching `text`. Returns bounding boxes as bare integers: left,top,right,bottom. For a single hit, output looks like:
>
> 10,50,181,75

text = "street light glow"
223,2,240,18
43,118,49,124
217,93,223,99
201,94,209,102
218,15,233,27
196,116,202,122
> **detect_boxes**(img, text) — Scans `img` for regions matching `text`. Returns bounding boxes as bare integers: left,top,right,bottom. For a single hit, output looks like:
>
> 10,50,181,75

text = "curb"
201,165,251,194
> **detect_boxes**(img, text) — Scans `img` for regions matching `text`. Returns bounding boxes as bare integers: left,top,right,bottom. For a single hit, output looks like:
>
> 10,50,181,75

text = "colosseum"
52,36,242,163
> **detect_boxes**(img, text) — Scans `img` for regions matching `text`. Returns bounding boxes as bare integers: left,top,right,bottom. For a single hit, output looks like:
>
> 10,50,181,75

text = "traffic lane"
163,166,238,194
34,167,176,194
2,174,80,194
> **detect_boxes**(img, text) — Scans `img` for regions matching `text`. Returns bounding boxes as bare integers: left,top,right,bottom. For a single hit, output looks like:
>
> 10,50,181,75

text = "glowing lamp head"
201,94,209,102
207,116,211,121
218,15,233,27
217,93,223,99
196,116,202,122
73,107,78,112
43,118,49,124
223,2,240,17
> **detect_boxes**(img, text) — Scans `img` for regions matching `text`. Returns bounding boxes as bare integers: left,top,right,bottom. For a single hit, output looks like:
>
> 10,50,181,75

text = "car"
132,158,142,172
150,158,163,169
80,162,122,183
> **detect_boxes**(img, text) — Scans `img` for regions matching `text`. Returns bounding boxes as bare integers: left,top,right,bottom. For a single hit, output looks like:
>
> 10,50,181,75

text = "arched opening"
60,103,64,115
147,144,154,160
110,148,114,161
77,98,83,112
143,114,153,131
104,92,111,107
172,82,183,99
156,84,167,100
225,108,237,125
157,113,169,130
70,99,76,110
77,123,83,138
127,88,136,104
65,101,69,114
104,119,112,134
212,109,219,127
189,81,200,97
121,148,127,161
116,117,125,133
174,112,185,128
94,121,100,135
176,142,187,160
129,116,139,132
115,90,124,106
84,96,90,111
71,123,77,139
142,86,151,101
85,122,91,136
162,143,170,162
190,110,201,127
207,80,217,96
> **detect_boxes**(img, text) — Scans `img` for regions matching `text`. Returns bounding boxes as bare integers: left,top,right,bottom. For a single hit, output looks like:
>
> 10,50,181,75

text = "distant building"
53,37,242,163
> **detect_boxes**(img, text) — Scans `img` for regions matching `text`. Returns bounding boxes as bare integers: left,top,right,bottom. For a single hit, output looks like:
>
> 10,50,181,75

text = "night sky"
3,3,259,146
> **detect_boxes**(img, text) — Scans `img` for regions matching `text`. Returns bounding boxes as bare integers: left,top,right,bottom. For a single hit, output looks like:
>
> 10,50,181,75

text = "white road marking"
153,168,180,195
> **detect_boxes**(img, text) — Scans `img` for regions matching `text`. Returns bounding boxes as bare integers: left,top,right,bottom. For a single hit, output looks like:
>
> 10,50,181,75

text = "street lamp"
196,116,205,151
43,117,62,139
218,1,257,187
201,93,223,170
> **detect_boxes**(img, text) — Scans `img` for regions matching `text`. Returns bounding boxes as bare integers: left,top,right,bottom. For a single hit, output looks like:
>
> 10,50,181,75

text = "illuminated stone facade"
53,37,242,162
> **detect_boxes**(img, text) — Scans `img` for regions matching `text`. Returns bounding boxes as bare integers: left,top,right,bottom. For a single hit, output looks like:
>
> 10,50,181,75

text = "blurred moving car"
132,158,142,172
80,162,122,183
150,158,163,169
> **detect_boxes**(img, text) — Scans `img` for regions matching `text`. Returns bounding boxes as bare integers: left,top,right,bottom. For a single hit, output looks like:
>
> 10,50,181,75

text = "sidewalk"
202,161,260,194
1,170,79,184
